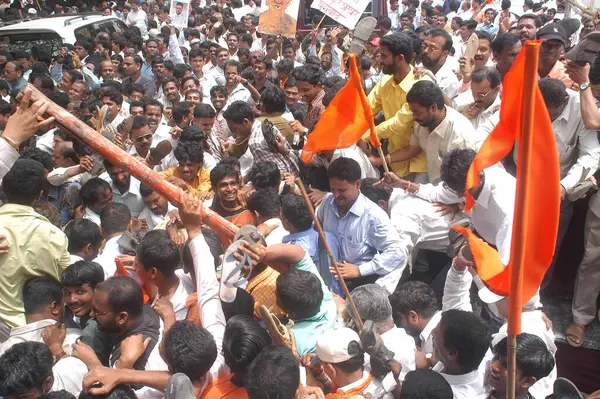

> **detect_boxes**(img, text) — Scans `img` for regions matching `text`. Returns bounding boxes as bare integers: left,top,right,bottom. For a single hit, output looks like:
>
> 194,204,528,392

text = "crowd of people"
0,0,600,398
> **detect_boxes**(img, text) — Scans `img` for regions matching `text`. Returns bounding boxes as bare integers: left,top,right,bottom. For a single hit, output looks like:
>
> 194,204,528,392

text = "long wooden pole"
295,178,364,330
17,84,239,241
506,42,539,399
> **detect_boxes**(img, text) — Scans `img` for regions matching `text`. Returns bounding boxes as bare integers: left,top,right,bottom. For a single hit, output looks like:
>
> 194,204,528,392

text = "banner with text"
310,0,370,29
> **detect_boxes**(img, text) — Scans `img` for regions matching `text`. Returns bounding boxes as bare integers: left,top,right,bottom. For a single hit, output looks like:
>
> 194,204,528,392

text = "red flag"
453,42,560,334
301,54,380,163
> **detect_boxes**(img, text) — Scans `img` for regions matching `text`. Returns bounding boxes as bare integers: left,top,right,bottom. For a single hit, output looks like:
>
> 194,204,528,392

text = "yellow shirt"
367,69,428,176
0,204,71,327
159,166,212,196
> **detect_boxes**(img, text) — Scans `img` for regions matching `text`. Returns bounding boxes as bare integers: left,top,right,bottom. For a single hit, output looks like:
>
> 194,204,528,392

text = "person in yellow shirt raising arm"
159,140,212,197
366,32,428,179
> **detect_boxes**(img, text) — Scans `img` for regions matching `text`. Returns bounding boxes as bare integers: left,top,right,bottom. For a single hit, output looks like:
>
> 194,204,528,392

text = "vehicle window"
75,19,125,42
0,32,62,57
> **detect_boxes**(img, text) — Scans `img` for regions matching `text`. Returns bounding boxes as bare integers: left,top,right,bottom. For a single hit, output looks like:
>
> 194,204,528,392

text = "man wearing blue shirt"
316,157,405,292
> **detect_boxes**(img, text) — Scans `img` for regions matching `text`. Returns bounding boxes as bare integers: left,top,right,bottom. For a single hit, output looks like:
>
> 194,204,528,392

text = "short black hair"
137,235,180,278
260,86,286,114
96,276,144,318
80,178,111,207
247,189,281,219
60,260,105,289
194,103,217,119
101,89,123,106
426,28,453,51
172,101,192,124
247,161,281,190
223,100,255,123
225,59,243,74
380,32,414,63
0,98,11,115
280,193,312,232
471,66,502,88
100,203,131,235
210,163,240,188
276,269,323,319
475,30,493,46
460,19,478,30
22,276,62,315
131,115,150,130
164,320,218,380
174,140,204,164
494,333,555,380
400,369,453,399
590,55,600,85
327,157,361,183
210,85,228,98
20,147,53,171
223,315,272,373
440,148,477,193
0,342,53,397
439,309,490,373
47,90,70,109
389,281,439,318
538,77,568,108
246,345,300,399
64,218,103,253
360,177,392,204
41,390,77,398
293,64,324,85
406,80,445,109
518,13,542,28
1,159,45,206
80,384,137,398
180,125,207,143
276,58,295,74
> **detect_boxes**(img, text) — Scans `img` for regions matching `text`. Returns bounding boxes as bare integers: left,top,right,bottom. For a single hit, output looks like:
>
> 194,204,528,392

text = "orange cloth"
453,42,560,333
247,266,283,318
199,374,248,399
325,373,374,399
301,54,380,163
114,257,150,303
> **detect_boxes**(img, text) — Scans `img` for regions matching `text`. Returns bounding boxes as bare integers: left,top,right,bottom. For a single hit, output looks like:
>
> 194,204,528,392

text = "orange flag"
115,257,151,303
301,54,381,163
452,42,560,333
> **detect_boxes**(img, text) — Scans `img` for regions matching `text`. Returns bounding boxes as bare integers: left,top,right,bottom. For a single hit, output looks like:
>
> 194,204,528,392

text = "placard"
257,0,301,38
310,0,370,29
170,0,190,28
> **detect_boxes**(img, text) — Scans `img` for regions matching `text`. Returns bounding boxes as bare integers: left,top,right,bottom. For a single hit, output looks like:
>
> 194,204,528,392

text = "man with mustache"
454,66,501,129
422,28,460,100
516,13,541,44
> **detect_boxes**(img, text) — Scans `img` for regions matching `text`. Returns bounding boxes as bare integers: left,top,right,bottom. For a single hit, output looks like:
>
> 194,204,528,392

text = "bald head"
53,140,76,168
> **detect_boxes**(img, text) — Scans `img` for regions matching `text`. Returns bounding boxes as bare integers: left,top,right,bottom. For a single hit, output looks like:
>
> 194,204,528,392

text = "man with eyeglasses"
453,66,501,130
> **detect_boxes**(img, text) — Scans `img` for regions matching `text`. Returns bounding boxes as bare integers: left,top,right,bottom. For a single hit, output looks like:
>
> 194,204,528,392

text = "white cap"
316,328,361,364
28,8,37,14
148,28,160,38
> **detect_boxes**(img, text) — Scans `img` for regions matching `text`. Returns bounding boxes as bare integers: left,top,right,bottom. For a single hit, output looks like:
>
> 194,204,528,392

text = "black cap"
536,23,568,45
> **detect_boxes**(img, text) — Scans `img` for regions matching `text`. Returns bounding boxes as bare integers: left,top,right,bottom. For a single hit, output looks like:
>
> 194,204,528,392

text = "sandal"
566,323,586,347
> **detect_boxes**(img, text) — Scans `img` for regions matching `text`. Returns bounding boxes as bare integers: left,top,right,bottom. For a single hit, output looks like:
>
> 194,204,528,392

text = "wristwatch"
580,82,591,91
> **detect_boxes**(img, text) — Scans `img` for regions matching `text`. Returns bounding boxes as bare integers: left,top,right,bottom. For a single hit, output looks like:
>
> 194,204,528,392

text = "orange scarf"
200,375,248,399
325,373,374,399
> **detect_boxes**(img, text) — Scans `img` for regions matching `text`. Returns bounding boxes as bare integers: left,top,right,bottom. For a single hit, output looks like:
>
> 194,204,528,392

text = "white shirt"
317,193,405,292
388,189,453,254
433,361,487,399
150,276,195,322
470,167,516,264
189,234,230,394
171,12,188,27
409,106,478,184
83,208,101,226
335,366,393,399
99,173,146,218
518,89,600,193
434,59,460,100
263,218,290,245
224,83,254,109
0,136,18,183
314,145,380,179
198,73,218,104
35,128,57,154
204,63,226,86
380,326,416,380
126,9,148,37
93,235,124,278
137,207,170,232
420,311,442,355
0,319,87,397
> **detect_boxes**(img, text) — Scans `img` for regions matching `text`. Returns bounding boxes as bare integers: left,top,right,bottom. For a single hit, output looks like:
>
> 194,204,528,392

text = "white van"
0,14,126,56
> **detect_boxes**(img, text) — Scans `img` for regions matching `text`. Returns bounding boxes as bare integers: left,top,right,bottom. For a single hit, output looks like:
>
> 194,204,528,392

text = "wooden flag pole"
16,84,239,242
295,177,364,331
506,42,540,399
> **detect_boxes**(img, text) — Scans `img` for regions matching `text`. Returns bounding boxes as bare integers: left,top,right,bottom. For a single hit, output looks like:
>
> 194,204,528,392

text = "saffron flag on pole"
301,53,380,164
452,42,560,333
